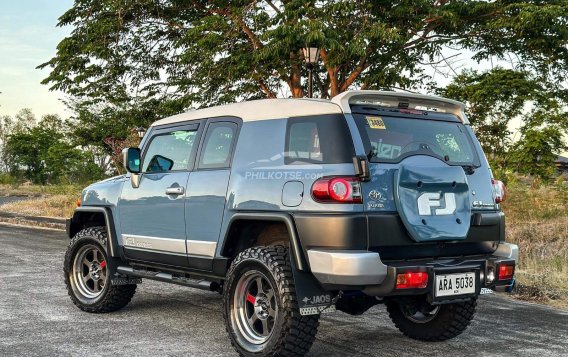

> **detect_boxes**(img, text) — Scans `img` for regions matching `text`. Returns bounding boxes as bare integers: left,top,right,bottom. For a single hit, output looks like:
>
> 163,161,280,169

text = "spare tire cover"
394,157,471,242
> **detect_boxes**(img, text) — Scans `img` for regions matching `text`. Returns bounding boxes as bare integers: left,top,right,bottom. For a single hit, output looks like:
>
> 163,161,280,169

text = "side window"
198,122,238,169
288,122,322,161
285,114,354,164
143,130,197,172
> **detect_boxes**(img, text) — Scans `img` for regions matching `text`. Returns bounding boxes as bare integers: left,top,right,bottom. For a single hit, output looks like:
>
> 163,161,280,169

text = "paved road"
1,224,567,356
0,196,28,205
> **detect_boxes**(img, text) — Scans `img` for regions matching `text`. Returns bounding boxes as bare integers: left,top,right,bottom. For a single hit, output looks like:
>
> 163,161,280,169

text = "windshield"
353,114,479,166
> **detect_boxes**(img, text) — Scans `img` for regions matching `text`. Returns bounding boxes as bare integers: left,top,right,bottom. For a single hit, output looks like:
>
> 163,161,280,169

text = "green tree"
439,68,568,180
0,109,37,173
39,1,568,173
510,126,567,179
41,1,568,106
4,114,105,184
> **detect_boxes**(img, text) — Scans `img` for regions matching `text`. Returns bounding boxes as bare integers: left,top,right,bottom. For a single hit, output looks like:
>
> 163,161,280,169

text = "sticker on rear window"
366,116,386,130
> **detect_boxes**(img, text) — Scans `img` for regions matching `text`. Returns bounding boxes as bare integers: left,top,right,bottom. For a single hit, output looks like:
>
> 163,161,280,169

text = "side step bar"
117,266,220,292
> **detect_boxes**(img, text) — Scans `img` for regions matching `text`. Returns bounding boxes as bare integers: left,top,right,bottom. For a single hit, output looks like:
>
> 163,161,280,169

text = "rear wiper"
461,165,477,175
367,149,376,161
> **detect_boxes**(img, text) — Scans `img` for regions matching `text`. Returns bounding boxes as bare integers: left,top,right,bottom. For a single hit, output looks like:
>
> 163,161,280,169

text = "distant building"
555,155,568,174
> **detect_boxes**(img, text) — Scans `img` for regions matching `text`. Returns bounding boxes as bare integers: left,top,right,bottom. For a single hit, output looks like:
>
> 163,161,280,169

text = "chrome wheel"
233,270,278,344
71,244,107,300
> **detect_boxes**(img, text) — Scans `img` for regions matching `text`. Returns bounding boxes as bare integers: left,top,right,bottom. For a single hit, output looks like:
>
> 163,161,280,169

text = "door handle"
165,186,185,195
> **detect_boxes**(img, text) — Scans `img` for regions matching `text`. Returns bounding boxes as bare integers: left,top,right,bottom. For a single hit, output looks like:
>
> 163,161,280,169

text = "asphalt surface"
0,196,28,205
1,224,567,356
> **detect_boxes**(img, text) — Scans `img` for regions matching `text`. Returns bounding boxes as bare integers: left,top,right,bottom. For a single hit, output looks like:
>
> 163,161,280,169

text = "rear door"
351,109,501,258
119,122,202,266
185,118,240,270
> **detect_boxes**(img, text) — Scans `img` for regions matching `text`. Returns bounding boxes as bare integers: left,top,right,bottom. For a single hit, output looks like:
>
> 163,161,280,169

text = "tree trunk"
289,50,303,97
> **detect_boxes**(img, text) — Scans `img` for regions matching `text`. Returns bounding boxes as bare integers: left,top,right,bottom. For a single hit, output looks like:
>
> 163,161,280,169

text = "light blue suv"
64,91,518,356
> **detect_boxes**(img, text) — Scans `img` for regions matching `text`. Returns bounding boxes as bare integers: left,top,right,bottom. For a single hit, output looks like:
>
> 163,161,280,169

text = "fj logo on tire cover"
417,192,456,216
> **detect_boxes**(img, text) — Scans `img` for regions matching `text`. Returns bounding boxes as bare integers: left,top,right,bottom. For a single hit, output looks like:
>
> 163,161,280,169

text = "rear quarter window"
285,114,354,165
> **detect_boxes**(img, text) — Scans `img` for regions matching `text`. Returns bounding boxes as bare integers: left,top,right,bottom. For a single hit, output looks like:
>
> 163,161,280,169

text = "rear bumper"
307,242,518,299
307,250,390,285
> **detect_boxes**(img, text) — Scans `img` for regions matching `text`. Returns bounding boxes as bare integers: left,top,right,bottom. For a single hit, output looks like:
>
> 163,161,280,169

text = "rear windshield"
353,114,478,166
285,114,354,164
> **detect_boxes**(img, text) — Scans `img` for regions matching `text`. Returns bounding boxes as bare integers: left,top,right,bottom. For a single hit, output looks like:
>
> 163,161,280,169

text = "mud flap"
290,256,338,316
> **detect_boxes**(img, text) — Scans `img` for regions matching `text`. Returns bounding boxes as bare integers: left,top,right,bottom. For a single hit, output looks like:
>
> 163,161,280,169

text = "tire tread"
386,298,477,341
223,246,319,356
64,226,136,313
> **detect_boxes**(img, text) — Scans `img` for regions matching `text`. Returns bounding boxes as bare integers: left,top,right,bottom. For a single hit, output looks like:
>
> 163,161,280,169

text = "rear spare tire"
386,297,477,341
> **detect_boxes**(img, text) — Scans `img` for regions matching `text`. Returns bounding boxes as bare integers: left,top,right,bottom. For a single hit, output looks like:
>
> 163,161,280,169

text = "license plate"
435,272,476,297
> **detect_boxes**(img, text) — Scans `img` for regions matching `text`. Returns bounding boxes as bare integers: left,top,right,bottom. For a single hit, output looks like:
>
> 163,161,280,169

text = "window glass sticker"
366,116,386,130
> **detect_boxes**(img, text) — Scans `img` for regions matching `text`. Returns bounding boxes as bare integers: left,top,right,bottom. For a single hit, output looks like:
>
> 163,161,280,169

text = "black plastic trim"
292,211,504,261
123,247,189,267
472,211,503,226
221,212,307,271
293,213,368,263
70,207,120,258
212,257,229,276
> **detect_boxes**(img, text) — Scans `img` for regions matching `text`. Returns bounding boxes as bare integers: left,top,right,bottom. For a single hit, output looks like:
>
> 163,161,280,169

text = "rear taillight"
395,272,429,289
498,263,515,280
312,177,362,203
492,179,506,203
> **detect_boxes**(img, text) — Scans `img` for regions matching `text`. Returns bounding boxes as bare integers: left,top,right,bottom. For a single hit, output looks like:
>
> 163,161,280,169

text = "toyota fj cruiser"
64,90,518,356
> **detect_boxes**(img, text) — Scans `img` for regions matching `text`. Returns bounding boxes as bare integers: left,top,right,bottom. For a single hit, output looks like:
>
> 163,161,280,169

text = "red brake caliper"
246,293,256,305
100,261,107,269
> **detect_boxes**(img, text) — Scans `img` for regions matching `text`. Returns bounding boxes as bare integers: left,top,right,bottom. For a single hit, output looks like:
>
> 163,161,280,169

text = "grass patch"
0,184,82,218
501,181,568,308
0,184,83,197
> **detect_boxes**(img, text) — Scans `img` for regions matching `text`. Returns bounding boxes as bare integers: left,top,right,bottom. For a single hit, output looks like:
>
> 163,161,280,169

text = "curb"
0,212,66,230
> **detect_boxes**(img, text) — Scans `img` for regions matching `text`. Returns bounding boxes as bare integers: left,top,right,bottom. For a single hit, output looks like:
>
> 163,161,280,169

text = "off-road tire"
64,227,136,313
386,298,477,341
223,246,319,356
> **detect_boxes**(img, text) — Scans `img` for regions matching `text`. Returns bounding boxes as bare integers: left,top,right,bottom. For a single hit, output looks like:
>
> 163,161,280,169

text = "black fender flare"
221,212,308,271
67,206,120,259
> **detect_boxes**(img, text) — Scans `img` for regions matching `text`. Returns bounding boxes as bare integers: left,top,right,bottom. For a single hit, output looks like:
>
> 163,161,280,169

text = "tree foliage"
439,68,568,180
41,0,568,107
0,109,37,172
37,1,568,180
3,114,105,184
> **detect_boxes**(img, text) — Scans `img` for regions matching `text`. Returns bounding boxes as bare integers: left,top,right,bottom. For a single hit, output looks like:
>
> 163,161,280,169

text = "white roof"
152,90,468,127
151,98,342,126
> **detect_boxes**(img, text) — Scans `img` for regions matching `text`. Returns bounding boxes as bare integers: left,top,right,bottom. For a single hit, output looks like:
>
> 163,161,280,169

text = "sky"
0,0,73,118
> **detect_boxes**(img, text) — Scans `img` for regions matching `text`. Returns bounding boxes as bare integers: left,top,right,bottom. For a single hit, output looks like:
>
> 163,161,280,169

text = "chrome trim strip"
307,250,388,285
122,234,186,255
186,240,217,257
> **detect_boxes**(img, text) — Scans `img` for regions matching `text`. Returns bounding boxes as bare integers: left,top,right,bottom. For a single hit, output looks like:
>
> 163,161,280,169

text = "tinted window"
353,114,478,165
199,122,238,169
143,130,197,172
285,114,354,164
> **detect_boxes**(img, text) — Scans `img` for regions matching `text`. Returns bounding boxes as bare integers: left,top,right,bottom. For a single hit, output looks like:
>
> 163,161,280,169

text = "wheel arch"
220,212,308,271
67,206,120,258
